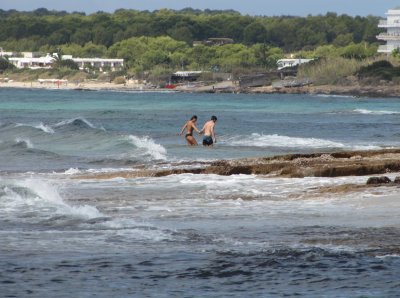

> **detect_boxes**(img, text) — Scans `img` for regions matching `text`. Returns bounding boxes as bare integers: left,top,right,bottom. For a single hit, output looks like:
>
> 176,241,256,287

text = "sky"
0,0,398,17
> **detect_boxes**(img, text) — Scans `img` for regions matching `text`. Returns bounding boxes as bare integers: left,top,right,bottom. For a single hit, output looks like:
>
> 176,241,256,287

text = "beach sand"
0,80,154,91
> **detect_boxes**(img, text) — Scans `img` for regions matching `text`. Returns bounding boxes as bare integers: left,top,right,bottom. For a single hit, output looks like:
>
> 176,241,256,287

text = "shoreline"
3,80,400,98
246,84,400,98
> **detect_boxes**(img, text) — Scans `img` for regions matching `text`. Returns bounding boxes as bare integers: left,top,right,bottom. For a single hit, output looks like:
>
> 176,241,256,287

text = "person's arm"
193,124,201,134
179,122,187,136
211,125,216,143
199,124,205,135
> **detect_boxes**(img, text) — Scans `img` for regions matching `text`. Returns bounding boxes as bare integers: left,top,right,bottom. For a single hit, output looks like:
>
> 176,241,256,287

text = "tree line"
0,8,381,50
0,8,383,75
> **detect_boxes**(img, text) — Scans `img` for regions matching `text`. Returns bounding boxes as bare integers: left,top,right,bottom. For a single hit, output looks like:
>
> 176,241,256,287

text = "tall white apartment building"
377,8,400,53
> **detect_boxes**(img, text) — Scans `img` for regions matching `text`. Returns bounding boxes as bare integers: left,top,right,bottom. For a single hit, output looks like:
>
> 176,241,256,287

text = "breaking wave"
353,109,400,115
15,122,55,134
0,178,173,241
222,133,346,148
14,137,34,149
221,133,381,150
127,135,167,160
54,118,99,130
0,179,102,222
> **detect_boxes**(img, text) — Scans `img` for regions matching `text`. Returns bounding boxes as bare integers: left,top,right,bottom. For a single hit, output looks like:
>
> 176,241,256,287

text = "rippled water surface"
1,89,400,297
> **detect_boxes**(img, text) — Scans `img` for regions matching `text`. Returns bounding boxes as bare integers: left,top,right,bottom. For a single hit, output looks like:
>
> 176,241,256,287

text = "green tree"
333,33,354,47
56,59,79,70
0,57,15,71
243,22,267,45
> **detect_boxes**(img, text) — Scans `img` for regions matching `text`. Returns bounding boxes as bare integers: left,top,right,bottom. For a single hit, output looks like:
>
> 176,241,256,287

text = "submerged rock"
394,176,400,184
366,176,392,185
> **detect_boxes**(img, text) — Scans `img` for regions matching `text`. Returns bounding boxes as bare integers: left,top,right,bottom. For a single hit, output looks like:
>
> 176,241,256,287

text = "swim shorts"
202,136,213,146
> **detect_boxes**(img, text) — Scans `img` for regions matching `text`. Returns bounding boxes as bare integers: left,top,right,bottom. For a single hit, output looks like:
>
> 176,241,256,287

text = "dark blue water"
1,88,400,297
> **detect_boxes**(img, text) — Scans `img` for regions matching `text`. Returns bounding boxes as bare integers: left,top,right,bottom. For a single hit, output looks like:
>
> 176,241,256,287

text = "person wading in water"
200,115,217,146
179,115,201,145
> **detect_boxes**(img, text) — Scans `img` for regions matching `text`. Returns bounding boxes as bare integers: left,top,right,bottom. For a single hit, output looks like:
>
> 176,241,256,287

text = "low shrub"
357,60,400,81
113,76,126,84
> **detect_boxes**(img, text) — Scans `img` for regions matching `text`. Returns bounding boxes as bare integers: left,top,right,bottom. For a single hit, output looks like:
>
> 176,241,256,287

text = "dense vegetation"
0,8,381,50
0,8,386,80
358,60,400,82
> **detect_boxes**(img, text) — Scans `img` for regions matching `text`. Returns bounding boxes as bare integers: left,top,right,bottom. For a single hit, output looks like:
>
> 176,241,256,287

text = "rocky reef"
77,149,400,180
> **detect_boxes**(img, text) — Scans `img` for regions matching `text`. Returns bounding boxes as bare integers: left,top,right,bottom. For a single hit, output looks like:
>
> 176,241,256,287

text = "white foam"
15,137,34,148
62,167,139,176
314,94,355,99
35,122,55,133
376,254,400,259
128,135,167,160
64,168,82,175
15,122,55,134
4,179,102,220
220,133,383,150
222,133,346,148
353,109,400,115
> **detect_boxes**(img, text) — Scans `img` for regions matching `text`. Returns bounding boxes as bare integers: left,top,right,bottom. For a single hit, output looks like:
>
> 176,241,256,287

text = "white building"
9,54,55,69
7,53,124,71
377,8,400,53
277,58,314,70
68,57,124,71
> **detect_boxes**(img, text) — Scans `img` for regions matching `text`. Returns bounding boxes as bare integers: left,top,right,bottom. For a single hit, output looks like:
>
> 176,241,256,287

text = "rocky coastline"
3,79,400,98
77,148,400,182
246,84,400,98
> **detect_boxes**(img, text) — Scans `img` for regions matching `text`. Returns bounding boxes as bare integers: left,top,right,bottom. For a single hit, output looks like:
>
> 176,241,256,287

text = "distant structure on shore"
170,71,203,83
193,38,234,47
377,8,400,53
276,58,314,70
3,51,124,71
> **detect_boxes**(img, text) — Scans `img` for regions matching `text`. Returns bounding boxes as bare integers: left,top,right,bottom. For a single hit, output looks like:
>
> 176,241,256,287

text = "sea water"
1,88,400,297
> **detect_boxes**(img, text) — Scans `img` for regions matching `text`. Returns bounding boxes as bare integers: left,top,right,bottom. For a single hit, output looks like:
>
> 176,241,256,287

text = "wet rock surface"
76,149,400,180
366,176,392,185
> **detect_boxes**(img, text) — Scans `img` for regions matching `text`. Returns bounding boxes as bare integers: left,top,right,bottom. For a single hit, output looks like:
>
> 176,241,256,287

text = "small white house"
7,52,124,71
70,57,124,71
9,54,55,69
277,58,314,70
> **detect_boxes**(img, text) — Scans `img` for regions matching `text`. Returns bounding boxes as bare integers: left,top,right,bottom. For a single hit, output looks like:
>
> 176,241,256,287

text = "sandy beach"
0,79,162,92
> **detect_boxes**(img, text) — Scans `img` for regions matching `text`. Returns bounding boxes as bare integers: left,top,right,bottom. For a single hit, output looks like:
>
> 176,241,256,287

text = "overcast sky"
0,0,397,17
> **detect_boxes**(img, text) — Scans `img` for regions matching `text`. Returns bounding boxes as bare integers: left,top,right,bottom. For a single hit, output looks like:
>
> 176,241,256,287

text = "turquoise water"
1,88,400,171
1,88,400,297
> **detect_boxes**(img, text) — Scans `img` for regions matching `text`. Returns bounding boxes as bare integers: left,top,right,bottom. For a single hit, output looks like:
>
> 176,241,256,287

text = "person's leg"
187,136,198,145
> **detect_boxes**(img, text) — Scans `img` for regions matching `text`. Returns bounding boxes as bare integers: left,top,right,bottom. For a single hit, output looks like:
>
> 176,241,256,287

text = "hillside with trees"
0,8,386,82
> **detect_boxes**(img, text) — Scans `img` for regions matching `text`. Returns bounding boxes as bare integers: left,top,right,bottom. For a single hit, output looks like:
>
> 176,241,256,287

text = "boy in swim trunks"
200,116,217,146
179,115,201,145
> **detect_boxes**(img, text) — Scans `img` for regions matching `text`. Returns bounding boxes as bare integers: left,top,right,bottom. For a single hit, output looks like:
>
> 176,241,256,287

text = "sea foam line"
221,133,383,150
222,133,346,148
15,122,55,134
353,109,400,115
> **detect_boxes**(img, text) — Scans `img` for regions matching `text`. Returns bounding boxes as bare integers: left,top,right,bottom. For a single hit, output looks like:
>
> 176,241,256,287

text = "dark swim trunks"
185,133,193,138
203,136,213,146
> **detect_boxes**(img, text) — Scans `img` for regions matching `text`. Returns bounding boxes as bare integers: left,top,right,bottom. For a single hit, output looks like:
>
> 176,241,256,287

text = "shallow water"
1,89,400,297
